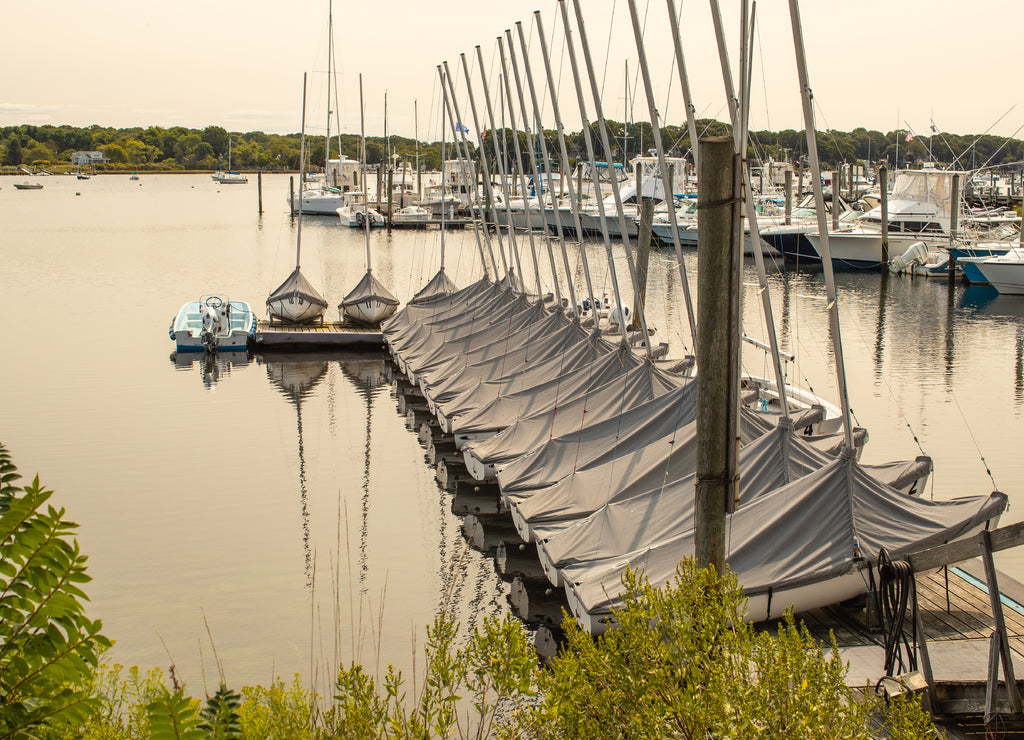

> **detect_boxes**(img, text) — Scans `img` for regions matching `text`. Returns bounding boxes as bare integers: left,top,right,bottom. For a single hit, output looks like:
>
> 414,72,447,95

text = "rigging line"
949,104,1017,170
841,279,928,456
971,119,1024,175
754,17,771,143
947,385,999,491
600,0,617,103
661,0,683,123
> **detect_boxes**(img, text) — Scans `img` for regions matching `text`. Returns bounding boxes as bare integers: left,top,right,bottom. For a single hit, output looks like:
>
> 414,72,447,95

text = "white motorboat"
973,252,1024,295
337,197,386,227
169,295,255,352
391,205,431,226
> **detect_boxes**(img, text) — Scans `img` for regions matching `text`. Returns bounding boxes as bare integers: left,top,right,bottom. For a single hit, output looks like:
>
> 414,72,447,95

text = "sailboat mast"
359,74,372,272
414,99,421,198
325,0,333,182
788,0,854,450
297,73,308,270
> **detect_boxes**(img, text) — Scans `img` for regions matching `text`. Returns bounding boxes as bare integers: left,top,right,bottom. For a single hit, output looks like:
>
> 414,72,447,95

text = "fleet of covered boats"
164,0,1020,642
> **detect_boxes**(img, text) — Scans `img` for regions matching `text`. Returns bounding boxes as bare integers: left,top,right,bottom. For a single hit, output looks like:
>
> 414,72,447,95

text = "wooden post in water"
257,170,263,215
797,163,804,202
634,165,654,328
695,136,741,574
879,165,889,263
288,176,295,217
386,168,394,233
576,162,583,222
784,168,793,225
949,173,961,279
376,165,382,212
832,170,840,231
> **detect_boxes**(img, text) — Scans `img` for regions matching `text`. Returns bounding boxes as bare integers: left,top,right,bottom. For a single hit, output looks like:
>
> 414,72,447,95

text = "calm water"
1,172,1022,691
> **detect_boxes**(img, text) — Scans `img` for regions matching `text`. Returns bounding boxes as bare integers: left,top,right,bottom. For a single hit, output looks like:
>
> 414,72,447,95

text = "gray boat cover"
463,360,681,467
267,267,329,310
418,310,579,398
534,426,935,575
408,268,459,306
399,294,544,379
509,411,802,532
560,454,1007,622
532,423,833,569
339,270,399,309
497,380,699,495
446,342,642,436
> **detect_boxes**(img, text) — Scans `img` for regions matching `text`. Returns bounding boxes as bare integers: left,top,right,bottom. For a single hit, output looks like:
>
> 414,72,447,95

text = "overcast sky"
3,0,1020,144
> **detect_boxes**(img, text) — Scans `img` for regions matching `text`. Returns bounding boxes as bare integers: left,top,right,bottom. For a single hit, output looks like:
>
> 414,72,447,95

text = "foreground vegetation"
2,120,1021,176
1,443,940,738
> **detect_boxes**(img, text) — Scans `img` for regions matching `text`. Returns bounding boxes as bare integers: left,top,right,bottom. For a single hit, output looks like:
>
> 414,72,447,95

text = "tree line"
3,120,1022,174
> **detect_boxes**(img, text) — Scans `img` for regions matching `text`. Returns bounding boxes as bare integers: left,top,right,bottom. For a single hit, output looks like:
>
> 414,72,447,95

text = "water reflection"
261,352,330,585
170,350,251,390
337,357,391,589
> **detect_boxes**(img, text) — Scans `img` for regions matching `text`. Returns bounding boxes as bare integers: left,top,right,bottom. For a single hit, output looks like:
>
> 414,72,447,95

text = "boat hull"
171,298,255,352
976,258,1024,295
267,297,327,324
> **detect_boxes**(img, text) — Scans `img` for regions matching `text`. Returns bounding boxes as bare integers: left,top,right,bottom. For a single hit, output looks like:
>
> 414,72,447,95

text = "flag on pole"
905,132,915,142
454,122,470,134
929,124,937,133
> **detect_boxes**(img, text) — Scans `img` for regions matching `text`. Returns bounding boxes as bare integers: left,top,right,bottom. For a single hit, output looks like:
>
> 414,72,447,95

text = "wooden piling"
634,166,654,327
879,165,889,262
695,136,741,574
784,168,793,225
257,170,263,215
949,173,960,279
832,170,840,231
387,168,394,233
289,176,295,217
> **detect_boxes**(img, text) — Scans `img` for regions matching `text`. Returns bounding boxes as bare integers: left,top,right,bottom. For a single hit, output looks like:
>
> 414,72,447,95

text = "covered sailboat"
558,452,1006,633
339,74,399,326
267,73,329,325
267,266,329,324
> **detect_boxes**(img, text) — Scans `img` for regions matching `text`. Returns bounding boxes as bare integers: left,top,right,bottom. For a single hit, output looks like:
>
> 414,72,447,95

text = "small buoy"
75,191,81,196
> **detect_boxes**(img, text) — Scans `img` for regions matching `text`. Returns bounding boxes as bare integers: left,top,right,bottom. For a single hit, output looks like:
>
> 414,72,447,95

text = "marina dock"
253,319,382,349
390,344,1024,737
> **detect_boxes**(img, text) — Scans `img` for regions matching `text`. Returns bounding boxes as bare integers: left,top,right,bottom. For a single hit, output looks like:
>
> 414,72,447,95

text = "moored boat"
169,295,255,352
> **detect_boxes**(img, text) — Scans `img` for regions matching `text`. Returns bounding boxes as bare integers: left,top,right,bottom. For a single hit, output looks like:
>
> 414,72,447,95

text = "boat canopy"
267,267,329,310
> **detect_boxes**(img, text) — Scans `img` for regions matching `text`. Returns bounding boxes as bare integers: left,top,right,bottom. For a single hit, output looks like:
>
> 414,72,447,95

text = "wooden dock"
387,218,472,229
391,359,1024,736
253,320,382,349
791,560,1024,737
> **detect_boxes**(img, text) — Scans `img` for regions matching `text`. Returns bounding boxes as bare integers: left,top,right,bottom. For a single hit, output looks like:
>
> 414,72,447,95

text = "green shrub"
0,443,112,737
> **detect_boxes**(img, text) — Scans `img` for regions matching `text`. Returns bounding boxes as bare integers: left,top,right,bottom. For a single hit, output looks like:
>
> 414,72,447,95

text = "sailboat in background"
211,138,248,184
338,74,399,325
288,0,355,215
267,74,329,324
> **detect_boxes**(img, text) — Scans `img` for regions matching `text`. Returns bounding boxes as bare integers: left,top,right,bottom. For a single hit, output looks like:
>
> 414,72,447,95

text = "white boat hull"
171,298,255,352
976,256,1024,295
342,299,398,325
267,297,326,324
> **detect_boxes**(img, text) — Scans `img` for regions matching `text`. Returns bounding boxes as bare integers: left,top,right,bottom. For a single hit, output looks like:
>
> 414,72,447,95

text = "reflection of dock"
253,320,382,349
388,218,471,230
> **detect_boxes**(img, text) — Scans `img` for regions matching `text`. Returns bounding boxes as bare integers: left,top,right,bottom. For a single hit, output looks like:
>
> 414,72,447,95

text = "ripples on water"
0,173,1021,691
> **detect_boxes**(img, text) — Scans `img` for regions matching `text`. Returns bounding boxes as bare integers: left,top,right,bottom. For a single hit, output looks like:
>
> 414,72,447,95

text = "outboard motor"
200,297,226,352
888,241,930,274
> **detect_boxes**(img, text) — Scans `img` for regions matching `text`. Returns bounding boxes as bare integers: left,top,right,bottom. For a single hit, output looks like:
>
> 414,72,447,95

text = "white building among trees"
70,151,110,166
